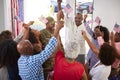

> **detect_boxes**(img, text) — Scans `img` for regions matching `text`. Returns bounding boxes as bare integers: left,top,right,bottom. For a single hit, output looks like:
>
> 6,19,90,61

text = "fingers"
22,21,34,30
81,30,85,34
57,10,64,21
84,15,87,19
57,0,62,3
55,21,64,32
81,30,86,38
57,21,64,27
28,21,34,26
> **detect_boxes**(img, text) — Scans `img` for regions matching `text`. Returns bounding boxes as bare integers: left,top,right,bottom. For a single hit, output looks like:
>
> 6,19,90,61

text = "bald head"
17,40,33,55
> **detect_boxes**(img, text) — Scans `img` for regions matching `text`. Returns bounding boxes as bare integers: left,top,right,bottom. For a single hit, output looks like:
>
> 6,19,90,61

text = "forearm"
53,28,60,39
84,35,99,56
58,2,61,11
84,22,93,36
36,37,57,64
57,0,62,11
14,32,24,43
22,28,29,40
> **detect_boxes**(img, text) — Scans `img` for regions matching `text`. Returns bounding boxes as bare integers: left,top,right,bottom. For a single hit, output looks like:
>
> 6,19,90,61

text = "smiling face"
75,13,83,26
48,22,55,30
94,27,103,39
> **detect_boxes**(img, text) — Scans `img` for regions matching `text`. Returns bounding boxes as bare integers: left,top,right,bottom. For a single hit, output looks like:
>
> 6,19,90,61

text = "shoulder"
90,64,111,79
74,62,84,70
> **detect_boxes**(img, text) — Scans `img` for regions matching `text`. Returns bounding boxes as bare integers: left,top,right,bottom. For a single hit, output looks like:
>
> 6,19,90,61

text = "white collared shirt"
65,18,86,54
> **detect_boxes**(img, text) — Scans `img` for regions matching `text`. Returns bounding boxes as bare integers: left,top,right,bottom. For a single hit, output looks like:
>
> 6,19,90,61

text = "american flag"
14,15,21,22
95,16,101,25
89,4,94,13
11,0,24,37
64,3,73,13
38,16,48,24
87,19,94,25
77,4,80,8
113,23,120,32
11,0,19,37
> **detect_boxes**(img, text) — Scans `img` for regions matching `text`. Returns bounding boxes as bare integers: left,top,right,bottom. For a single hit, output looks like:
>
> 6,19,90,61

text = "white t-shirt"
0,66,9,80
90,61,111,80
65,17,86,54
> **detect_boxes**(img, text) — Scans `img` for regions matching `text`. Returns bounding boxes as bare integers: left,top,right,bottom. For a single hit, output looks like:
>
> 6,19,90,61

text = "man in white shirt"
65,12,86,64
58,0,86,64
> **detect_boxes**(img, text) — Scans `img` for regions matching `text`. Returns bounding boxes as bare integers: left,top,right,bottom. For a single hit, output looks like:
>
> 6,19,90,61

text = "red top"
54,50,84,80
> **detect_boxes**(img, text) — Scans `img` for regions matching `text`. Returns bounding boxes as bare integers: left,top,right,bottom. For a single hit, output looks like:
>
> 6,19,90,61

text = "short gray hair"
65,41,80,59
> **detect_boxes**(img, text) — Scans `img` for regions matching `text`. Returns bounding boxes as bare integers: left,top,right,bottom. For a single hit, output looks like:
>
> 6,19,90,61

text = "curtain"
11,0,24,37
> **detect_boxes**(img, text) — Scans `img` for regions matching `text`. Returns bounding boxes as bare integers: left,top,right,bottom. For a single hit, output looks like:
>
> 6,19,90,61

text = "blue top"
84,22,99,69
18,37,57,80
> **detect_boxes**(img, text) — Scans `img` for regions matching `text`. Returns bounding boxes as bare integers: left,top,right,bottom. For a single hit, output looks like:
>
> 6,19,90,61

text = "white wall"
0,0,5,32
1,0,120,32
93,0,120,31
0,0,11,33
4,0,12,31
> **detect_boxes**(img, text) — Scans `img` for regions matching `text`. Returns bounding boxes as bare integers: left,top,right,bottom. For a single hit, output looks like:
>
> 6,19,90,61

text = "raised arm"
22,21,34,40
83,15,94,37
54,10,64,39
82,30,99,56
110,31,120,59
32,12,64,64
14,21,34,42
110,31,115,47
57,0,62,11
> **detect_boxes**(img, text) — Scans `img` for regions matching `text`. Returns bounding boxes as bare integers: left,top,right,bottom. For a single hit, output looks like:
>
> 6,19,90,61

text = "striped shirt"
84,22,99,69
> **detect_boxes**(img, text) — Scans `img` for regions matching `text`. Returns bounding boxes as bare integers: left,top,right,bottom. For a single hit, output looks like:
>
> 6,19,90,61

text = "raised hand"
23,21,34,30
83,14,88,22
57,0,62,3
57,10,64,21
81,30,87,38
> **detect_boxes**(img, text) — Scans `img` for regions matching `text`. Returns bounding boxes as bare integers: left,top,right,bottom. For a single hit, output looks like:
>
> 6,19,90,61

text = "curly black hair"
0,30,13,42
99,43,116,66
0,40,20,67
93,26,109,42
